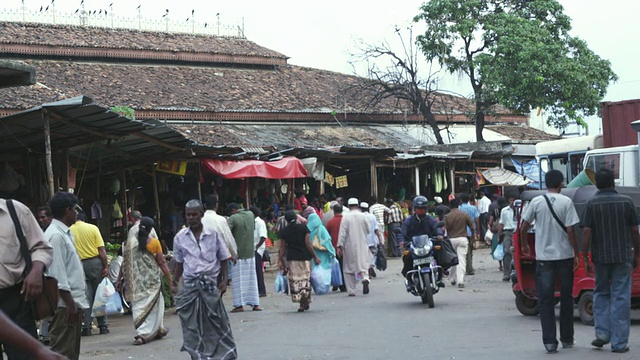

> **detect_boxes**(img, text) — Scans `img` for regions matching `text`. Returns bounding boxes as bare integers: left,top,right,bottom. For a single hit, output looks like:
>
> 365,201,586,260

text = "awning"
480,167,533,187
300,157,324,181
200,156,308,179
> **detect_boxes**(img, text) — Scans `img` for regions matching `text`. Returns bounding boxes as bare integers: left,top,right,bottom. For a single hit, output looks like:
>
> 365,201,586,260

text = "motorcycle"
394,224,446,308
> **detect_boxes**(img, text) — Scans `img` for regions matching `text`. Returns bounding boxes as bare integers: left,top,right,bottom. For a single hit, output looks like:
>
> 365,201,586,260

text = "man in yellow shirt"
70,212,109,336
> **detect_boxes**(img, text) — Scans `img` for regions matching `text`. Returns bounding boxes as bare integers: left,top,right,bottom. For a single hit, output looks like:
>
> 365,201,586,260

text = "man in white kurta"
337,198,372,296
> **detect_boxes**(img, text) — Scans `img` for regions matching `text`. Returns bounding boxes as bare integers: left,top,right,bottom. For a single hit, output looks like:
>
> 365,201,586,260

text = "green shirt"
228,210,256,259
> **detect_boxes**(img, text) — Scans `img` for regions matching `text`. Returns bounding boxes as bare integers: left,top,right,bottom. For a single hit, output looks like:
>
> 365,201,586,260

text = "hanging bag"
330,258,343,286
493,243,505,261
7,200,58,321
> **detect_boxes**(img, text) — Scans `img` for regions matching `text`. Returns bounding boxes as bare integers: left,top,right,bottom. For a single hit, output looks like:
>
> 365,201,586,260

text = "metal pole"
43,110,55,198
414,166,420,196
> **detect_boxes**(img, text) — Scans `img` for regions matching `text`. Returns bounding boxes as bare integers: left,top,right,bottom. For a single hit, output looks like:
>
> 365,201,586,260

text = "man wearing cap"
361,202,384,278
337,198,372,296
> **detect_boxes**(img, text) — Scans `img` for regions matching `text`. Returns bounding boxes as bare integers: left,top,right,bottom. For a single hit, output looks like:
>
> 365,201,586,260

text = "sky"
5,0,640,104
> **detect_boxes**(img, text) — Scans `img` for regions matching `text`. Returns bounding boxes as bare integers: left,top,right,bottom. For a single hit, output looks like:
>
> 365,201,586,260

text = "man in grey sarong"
173,200,237,360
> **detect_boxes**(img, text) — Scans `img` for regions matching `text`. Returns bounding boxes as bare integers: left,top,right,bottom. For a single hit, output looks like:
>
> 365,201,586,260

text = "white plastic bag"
310,266,331,295
484,229,494,243
493,243,505,261
91,278,118,317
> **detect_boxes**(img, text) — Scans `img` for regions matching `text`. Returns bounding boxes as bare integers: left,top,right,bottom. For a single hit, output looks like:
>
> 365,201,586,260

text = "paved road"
80,248,640,359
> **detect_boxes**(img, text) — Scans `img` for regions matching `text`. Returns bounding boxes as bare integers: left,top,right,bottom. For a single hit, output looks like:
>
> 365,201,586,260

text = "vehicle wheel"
421,273,435,308
515,291,538,316
578,291,594,326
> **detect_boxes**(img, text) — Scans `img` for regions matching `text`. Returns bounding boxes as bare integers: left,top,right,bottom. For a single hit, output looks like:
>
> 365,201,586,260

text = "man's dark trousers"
255,252,266,296
0,283,38,360
536,258,574,347
82,257,107,331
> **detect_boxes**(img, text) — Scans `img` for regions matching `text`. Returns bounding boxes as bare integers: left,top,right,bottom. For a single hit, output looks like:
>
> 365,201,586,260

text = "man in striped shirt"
581,168,640,353
385,199,404,257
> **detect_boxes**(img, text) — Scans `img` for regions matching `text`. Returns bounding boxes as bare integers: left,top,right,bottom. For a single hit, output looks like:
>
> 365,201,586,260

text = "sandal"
155,328,169,340
252,306,263,311
132,336,146,346
297,308,305,312
230,307,244,313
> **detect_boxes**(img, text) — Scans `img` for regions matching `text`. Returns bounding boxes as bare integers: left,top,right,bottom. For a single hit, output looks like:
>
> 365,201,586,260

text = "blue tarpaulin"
511,158,543,189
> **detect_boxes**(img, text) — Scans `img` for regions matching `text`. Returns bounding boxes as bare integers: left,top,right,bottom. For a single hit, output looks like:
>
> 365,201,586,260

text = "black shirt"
279,223,312,261
581,189,639,264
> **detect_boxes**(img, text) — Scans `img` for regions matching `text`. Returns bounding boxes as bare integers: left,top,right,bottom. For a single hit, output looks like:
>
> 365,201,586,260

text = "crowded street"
78,248,640,360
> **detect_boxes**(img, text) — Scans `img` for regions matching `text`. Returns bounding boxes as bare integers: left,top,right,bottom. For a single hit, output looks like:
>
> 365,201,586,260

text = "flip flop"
132,336,146,346
252,306,263,311
230,307,244,313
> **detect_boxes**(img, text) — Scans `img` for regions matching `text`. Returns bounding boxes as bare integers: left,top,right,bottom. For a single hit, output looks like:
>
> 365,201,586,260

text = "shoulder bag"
7,199,58,320
542,195,567,233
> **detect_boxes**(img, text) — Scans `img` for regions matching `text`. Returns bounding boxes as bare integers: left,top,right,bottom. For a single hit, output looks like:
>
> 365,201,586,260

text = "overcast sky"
8,0,640,103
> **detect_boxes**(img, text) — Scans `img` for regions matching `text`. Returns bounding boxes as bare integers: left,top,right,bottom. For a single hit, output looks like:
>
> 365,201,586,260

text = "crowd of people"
1,167,639,358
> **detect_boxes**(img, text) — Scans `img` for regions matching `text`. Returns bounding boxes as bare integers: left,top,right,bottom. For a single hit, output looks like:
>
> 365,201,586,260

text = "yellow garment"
146,238,163,255
323,202,331,213
70,220,105,260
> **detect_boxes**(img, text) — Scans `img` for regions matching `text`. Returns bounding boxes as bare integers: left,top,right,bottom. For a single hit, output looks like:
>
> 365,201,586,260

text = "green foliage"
110,105,136,120
414,0,617,135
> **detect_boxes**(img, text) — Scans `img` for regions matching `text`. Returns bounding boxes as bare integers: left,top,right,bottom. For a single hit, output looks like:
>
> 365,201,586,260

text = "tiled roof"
170,123,549,151
0,22,287,60
487,125,560,141
0,60,513,119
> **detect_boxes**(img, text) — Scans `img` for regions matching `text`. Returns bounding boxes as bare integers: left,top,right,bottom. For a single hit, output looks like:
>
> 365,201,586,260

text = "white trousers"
344,271,369,295
449,236,469,285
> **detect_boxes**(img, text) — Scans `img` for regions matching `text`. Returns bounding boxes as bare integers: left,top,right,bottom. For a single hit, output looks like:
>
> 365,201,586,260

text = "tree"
348,27,451,144
414,0,617,141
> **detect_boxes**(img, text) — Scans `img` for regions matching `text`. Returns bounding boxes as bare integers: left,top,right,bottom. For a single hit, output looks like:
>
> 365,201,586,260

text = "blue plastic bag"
310,266,331,295
493,243,505,261
274,271,289,294
330,258,343,287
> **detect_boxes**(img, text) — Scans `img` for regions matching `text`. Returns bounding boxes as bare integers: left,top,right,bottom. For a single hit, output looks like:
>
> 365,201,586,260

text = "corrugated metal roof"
0,95,149,153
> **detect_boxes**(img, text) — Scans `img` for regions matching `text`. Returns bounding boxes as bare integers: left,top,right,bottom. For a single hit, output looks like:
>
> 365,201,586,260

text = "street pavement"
80,248,640,359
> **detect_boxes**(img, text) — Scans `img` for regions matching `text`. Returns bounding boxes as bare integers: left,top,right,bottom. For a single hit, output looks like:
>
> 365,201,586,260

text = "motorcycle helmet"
412,195,429,209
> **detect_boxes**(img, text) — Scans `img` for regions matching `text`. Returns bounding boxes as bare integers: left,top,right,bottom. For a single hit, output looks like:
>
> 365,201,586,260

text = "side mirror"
392,227,402,234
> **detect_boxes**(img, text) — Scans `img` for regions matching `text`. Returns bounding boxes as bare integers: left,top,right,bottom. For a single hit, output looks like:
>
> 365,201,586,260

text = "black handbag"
375,244,387,271
436,238,459,269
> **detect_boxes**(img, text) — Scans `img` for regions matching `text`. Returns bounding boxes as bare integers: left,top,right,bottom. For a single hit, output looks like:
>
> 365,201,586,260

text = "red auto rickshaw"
512,186,640,325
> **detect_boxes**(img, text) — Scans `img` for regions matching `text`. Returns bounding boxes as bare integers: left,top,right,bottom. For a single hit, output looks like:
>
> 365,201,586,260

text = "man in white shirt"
520,170,580,354
497,196,517,282
477,191,492,244
45,192,89,360
202,196,238,260
250,206,268,297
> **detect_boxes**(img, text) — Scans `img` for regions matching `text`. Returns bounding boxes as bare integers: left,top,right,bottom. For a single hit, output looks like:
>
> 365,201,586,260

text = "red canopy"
200,156,309,179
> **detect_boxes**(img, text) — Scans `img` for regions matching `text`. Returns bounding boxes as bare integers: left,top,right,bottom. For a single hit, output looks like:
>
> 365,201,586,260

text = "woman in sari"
122,217,175,345
278,211,320,312
306,213,336,269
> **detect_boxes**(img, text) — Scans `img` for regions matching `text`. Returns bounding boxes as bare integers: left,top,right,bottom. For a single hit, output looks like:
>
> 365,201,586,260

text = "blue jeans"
536,258,574,346
593,262,632,351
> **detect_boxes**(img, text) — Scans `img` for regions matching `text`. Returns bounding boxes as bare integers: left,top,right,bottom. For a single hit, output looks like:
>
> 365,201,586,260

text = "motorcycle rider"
398,196,444,286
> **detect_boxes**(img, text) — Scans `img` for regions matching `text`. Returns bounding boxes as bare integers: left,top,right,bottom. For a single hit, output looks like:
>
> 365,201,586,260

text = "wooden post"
370,159,378,199
450,161,456,195
61,149,69,192
152,164,162,230
43,110,55,198
196,161,203,201
121,169,128,234
245,178,250,208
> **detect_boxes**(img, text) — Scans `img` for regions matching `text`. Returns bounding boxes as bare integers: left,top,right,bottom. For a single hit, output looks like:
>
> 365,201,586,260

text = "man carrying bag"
0,197,53,360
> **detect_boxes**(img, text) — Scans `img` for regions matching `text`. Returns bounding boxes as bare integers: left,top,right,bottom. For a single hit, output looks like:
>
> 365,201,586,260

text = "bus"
535,135,603,188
